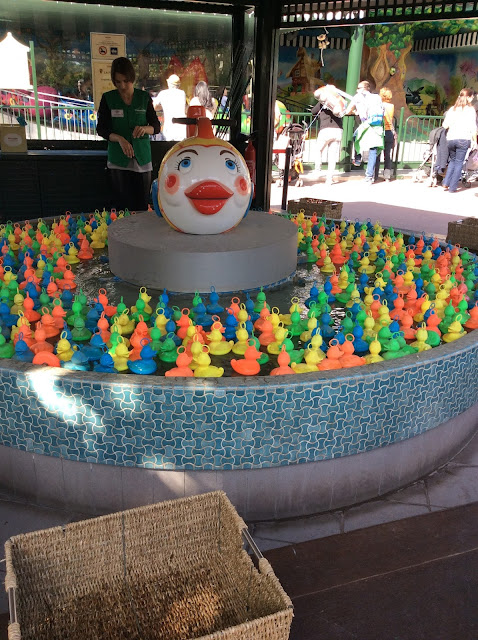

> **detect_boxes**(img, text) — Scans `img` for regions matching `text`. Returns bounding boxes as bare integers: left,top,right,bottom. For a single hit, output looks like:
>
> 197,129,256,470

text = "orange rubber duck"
270,345,295,376
165,346,194,377
32,351,61,367
231,340,262,376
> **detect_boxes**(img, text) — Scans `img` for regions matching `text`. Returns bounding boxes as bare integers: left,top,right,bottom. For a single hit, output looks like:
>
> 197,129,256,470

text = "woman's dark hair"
194,81,214,111
110,57,135,84
453,87,474,109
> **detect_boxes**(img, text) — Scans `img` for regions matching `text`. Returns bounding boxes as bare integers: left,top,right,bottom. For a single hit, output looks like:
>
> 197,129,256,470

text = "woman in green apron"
97,57,161,211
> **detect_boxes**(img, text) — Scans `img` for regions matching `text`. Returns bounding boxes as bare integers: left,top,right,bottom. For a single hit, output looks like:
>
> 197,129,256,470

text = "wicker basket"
446,217,478,251
4,491,293,640
287,197,343,220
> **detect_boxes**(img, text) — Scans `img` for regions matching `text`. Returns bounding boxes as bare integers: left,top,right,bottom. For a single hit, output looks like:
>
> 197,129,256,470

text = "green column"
341,26,365,171
29,40,41,140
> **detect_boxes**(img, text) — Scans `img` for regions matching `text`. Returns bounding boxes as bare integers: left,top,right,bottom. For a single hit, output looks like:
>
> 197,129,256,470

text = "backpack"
367,93,385,126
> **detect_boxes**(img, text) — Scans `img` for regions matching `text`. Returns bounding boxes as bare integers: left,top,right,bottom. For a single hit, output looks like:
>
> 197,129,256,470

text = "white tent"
0,32,32,90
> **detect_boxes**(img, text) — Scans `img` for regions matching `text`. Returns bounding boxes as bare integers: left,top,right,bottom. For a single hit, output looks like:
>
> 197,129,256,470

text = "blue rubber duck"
128,343,157,375
206,286,224,315
62,350,90,371
13,338,33,363
94,352,117,373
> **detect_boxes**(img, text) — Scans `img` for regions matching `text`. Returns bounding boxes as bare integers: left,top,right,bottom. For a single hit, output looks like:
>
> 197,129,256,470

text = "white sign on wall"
90,32,126,110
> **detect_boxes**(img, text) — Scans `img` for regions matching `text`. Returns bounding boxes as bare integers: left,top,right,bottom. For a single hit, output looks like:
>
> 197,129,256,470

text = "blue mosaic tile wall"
0,333,477,470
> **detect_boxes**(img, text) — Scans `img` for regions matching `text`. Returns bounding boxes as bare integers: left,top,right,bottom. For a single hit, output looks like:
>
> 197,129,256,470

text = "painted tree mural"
363,19,478,116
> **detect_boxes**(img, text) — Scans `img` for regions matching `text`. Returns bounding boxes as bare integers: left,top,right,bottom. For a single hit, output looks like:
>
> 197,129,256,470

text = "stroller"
273,121,308,187
463,147,478,187
412,126,448,186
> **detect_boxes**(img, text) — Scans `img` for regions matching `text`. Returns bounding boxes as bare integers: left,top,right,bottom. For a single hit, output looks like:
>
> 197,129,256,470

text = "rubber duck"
291,344,321,373
442,317,466,343
71,316,92,342
159,333,180,363
111,340,131,372
32,351,61,367
206,286,224,315
270,345,295,376
253,287,270,314
56,332,75,362
165,346,194,377
410,325,432,352
339,335,366,369
94,352,117,373
208,322,234,356
128,342,157,375
116,309,135,336
77,237,94,260
81,332,107,363
65,242,80,265
231,340,262,376
176,308,193,340
30,326,54,355
0,334,14,359
193,346,224,378
280,336,304,365
13,335,33,363
465,303,478,330
318,339,343,370
364,335,384,364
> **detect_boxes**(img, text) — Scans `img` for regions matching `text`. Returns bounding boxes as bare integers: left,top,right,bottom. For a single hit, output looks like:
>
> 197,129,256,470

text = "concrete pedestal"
108,210,297,293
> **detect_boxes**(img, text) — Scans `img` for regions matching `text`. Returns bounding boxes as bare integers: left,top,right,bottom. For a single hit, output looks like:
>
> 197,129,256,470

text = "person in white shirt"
152,74,186,141
442,88,477,193
189,81,218,120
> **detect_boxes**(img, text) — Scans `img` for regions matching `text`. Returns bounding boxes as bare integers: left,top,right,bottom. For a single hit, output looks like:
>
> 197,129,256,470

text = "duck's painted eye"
176,157,192,172
225,158,239,172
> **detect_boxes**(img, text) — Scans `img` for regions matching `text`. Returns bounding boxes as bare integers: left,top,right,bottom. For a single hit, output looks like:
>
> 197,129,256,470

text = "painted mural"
278,19,478,119
277,43,348,112
405,51,478,116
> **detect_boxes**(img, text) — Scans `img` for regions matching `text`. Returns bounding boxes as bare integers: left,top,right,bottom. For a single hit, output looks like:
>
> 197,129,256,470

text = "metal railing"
0,96,445,171
396,112,444,169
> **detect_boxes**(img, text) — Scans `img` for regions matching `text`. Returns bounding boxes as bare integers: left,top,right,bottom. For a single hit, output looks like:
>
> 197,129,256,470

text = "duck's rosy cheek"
235,175,249,196
165,172,180,195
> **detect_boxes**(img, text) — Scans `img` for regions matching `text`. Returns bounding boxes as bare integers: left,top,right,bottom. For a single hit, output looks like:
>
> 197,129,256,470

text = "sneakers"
362,176,374,184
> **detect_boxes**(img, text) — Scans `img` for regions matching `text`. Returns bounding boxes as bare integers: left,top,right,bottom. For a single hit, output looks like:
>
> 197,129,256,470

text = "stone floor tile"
426,465,478,508
343,498,430,533
250,512,342,551
447,430,478,467
383,480,429,506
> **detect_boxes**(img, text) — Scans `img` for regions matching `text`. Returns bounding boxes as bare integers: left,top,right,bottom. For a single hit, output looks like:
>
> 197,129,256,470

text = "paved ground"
270,169,478,238
1,170,477,638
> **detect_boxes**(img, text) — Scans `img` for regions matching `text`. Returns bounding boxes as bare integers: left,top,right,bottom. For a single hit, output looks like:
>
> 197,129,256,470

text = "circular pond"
0,211,477,520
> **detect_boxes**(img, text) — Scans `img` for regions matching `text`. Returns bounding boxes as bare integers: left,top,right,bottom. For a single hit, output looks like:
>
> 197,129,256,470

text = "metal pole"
281,146,292,212
29,40,41,140
394,106,405,179
340,26,365,171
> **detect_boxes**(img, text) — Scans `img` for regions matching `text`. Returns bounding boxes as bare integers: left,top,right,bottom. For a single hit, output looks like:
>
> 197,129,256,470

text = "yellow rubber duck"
442,318,465,343
363,312,376,342
117,309,135,336
236,303,249,326
232,324,250,355
300,316,318,343
364,335,383,364
10,292,25,315
132,287,153,316
291,345,321,373
208,326,233,355
410,325,432,351
193,348,224,378
154,311,168,336
109,322,131,348
112,341,131,372
65,242,80,265
56,334,75,362
189,337,205,371
320,255,335,274
267,325,288,355
279,297,301,326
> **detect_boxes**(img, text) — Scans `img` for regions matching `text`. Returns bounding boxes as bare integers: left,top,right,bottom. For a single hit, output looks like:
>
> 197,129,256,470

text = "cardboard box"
0,125,27,153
